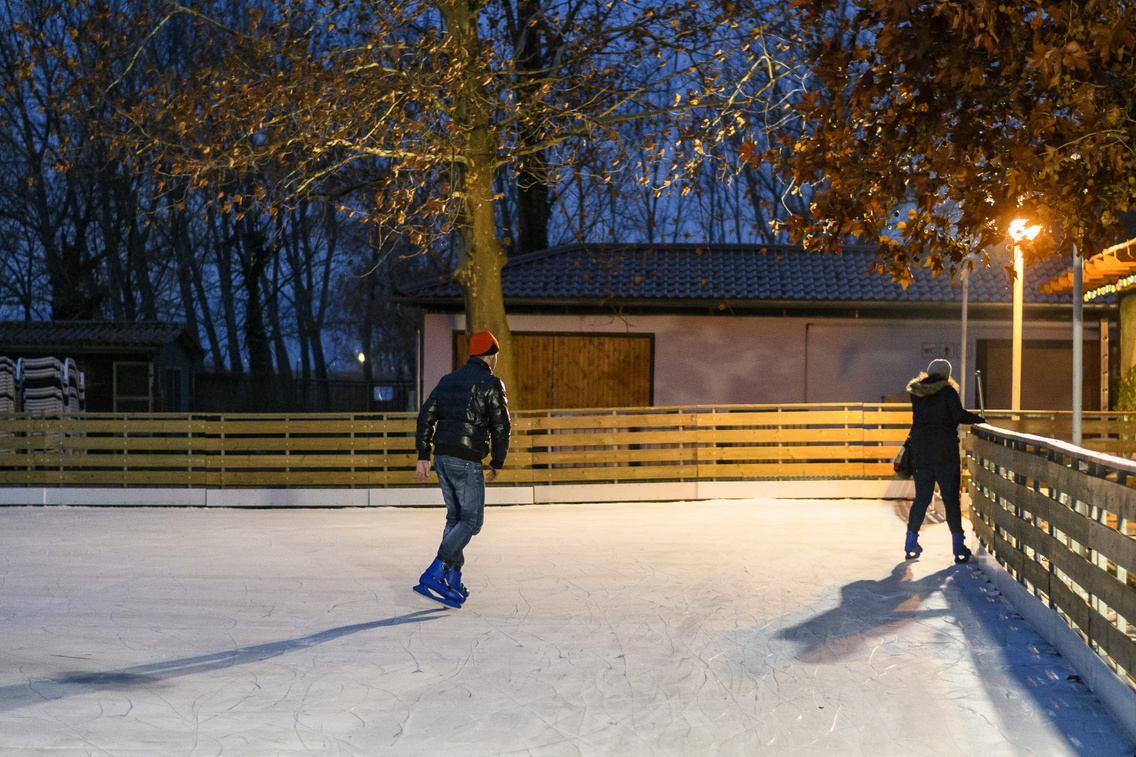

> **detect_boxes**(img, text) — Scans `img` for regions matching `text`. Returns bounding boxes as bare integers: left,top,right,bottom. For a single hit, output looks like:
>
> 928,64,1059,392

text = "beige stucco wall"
422,312,1090,410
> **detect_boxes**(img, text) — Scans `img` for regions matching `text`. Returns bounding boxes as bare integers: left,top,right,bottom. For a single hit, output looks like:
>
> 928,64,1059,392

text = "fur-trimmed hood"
906,372,960,397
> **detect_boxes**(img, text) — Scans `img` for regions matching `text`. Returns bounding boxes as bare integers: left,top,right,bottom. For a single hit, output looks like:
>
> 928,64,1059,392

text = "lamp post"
1072,244,1083,446
1009,219,1042,412
958,249,987,408
961,270,970,405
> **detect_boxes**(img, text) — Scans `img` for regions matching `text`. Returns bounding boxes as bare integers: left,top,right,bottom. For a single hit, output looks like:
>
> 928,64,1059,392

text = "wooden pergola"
1039,237,1136,298
1039,237,1136,428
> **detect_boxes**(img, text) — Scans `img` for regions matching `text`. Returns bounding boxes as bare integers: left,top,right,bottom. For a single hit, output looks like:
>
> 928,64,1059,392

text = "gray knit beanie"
927,358,952,378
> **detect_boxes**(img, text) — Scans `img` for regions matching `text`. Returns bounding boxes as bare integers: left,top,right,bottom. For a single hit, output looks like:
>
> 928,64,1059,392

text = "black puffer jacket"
416,358,511,469
906,373,985,468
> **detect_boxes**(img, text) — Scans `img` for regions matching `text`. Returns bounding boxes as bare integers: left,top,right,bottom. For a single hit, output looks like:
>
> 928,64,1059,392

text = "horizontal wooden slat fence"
982,410,1136,458
4,407,1136,489
969,425,1136,692
0,404,917,488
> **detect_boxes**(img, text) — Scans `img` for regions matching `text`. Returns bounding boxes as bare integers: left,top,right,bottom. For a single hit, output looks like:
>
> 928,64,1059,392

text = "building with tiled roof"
400,243,1088,312
0,321,204,355
398,244,1111,412
0,321,203,412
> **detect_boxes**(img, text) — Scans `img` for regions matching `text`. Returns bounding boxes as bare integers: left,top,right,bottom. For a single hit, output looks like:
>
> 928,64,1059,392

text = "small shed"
0,321,204,413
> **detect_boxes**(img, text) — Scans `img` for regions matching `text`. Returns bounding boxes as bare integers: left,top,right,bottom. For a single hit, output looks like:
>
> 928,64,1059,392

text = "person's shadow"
774,562,952,664
731,562,1135,755
0,609,445,713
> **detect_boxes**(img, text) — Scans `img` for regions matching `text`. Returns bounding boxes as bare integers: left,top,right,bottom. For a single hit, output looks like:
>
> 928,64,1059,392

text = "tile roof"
398,243,1083,308
0,321,204,356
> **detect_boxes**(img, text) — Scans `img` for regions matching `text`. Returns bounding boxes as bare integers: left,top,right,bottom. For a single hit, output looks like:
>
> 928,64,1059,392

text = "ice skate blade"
413,582,462,609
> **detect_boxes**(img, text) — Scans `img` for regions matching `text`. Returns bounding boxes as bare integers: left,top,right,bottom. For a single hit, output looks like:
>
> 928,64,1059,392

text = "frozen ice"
0,499,1131,755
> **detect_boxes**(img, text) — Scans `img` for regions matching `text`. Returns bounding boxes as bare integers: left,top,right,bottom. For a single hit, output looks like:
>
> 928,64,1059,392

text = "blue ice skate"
952,532,971,564
413,558,463,608
904,530,923,560
446,568,469,603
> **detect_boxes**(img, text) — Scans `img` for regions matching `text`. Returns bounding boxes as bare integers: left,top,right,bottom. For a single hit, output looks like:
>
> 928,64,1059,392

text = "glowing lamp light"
1008,218,1042,243
357,352,366,363
1007,218,1041,414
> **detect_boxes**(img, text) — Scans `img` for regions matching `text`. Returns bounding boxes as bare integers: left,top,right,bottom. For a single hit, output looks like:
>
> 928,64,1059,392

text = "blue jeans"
434,455,485,570
908,463,964,534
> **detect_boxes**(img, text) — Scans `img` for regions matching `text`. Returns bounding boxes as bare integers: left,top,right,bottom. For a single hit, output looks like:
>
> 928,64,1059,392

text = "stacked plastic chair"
62,358,85,450
63,358,85,413
0,356,15,413
0,357,15,455
18,357,66,416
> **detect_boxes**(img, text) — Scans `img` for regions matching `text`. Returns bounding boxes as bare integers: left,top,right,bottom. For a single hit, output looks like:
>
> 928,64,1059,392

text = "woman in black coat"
905,358,985,563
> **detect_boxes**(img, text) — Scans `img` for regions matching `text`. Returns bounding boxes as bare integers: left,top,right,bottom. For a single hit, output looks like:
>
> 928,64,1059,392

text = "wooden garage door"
453,332,653,410
976,339,1101,410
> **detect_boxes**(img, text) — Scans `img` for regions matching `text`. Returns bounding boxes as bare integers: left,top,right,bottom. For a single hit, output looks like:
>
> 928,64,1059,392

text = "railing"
968,425,1136,691
982,410,1136,458
0,403,914,488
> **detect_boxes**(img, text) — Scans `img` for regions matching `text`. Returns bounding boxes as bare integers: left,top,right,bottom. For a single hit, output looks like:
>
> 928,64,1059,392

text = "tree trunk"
266,229,292,385
301,203,334,409
238,222,274,376
34,168,100,320
515,150,550,254
168,183,224,368
511,0,551,255
286,216,313,383
126,188,157,320
441,0,517,405
186,225,227,370
99,178,131,320
210,207,244,373
456,148,515,400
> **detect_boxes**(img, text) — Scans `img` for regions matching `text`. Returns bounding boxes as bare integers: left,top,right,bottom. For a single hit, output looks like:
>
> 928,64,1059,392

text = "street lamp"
958,248,990,408
1072,243,1083,446
1009,219,1042,412
960,253,978,407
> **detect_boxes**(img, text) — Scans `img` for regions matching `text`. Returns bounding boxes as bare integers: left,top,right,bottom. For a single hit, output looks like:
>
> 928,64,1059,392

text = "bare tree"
72,0,795,404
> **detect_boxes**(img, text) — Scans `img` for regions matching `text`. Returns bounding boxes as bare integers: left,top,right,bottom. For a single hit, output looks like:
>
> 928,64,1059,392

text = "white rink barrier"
0,478,917,508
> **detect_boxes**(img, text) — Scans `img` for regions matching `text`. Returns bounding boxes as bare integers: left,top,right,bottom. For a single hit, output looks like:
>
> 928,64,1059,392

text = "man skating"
413,330,511,608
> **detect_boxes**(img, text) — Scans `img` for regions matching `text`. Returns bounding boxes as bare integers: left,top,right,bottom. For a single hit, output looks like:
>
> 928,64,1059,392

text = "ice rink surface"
0,499,1133,756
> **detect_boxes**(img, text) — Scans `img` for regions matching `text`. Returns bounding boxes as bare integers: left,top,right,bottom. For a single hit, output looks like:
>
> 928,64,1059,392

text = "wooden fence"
969,425,1136,690
0,403,916,488
3,405,1136,489
981,410,1136,457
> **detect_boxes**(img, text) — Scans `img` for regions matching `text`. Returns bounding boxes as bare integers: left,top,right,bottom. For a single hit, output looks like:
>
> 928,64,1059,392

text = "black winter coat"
416,358,511,469
906,373,985,469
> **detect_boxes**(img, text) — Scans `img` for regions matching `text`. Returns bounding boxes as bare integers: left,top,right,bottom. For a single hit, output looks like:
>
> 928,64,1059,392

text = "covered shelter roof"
1038,238,1136,300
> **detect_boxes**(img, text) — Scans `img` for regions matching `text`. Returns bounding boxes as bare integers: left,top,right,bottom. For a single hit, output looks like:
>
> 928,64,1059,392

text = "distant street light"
357,352,366,363
1009,219,1042,412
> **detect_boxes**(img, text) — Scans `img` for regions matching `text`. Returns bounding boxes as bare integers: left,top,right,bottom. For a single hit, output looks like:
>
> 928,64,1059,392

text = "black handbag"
893,436,913,479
